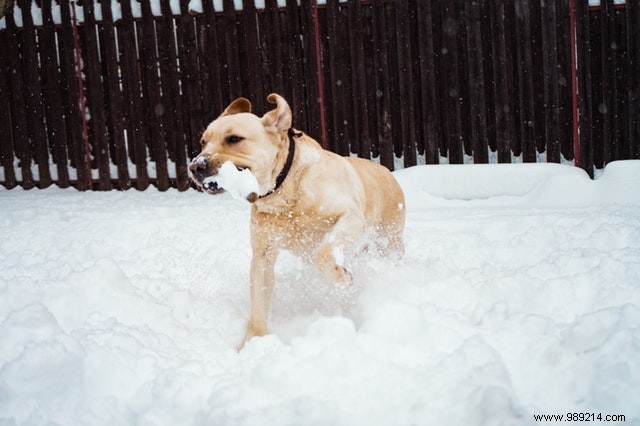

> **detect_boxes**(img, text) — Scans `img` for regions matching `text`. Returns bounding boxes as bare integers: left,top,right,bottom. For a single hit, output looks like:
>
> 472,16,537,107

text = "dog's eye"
226,135,244,144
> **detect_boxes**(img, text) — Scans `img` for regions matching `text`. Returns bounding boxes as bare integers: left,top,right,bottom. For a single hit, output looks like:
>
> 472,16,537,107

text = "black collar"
259,128,299,199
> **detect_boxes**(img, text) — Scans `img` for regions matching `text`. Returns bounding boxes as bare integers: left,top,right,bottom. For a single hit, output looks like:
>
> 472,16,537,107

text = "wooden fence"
0,0,638,191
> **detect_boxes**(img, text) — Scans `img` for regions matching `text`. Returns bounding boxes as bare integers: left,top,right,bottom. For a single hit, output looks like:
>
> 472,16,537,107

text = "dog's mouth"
199,165,251,196
202,179,225,195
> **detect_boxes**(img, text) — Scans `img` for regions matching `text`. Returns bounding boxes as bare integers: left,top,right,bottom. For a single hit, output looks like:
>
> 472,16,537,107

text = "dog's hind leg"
315,244,353,286
314,210,366,286
382,224,405,258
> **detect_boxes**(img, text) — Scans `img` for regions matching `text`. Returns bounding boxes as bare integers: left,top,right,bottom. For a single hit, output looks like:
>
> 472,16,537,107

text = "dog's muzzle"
189,156,223,195
188,156,207,181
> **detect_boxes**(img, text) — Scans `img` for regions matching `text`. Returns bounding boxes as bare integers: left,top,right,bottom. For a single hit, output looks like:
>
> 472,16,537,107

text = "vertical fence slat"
159,1,189,190
17,0,52,187
119,0,150,190
101,0,131,190
0,30,16,188
283,0,306,129
395,0,416,167
481,0,497,155
300,0,321,142
457,5,472,158
304,1,322,138
514,0,537,162
577,0,594,177
140,0,169,190
629,0,640,159
589,6,603,168
541,0,561,163
325,0,341,154
158,1,179,167
340,2,357,153
490,0,513,163
347,0,370,159
371,0,393,169
58,0,89,189
41,0,70,188
557,0,574,161
81,0,112,190
599,0,614,164
5,10,34,189
264,0,285,98
464,0,489,164
441,2,463,164
223,0,242,99
530,0,545,156
242,0,264,113
611,3,624,161
200,0,225,120
175,0,200,187
414,0,439,165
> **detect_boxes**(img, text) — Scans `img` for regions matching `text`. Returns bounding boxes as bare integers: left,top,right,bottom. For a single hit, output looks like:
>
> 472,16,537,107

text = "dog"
189,94,405,347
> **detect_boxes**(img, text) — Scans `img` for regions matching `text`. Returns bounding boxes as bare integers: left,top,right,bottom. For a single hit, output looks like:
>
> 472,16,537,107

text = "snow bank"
0,161,639,425
396,160,640,209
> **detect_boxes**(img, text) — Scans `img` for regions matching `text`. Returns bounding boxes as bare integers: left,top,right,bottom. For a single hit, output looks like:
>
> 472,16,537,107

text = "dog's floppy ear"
220,97,252,117
262,93,292,133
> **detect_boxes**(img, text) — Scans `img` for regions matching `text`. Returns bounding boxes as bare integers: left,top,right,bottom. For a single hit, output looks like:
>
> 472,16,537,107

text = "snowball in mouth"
203,161,260,202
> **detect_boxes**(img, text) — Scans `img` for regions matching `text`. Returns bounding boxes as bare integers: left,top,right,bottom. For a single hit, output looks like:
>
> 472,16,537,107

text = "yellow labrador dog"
189,94,405,347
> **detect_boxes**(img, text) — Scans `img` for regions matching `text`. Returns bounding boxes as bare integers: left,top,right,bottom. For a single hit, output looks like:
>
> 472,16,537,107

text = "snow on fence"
0,0,639,191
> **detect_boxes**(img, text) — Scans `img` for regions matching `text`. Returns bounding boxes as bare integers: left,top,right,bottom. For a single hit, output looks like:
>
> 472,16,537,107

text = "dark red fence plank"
41,0,70,188
371,0,393,169
100,0,131,190
5,9,34,189
414,0,439,165
139,0,169,191
464,0,489,164
541,0,561,163
0,30,16,188
175,1,199,189
120,0,150,190
18,0,51,188
629,0,640,159
441,2,463,164
514,0,538,163
57,0,89,189
490,0,513,163
577,0,595,177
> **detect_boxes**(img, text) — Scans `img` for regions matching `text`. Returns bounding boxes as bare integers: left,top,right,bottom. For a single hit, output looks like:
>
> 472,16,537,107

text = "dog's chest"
253,209,337,252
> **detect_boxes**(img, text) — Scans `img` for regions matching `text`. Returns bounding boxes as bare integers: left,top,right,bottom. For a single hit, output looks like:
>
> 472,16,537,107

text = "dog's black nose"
189,156,207,179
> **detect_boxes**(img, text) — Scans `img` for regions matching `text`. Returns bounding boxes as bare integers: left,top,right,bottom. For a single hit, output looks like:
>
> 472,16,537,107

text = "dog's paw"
238,322,267,351
334,265,353,286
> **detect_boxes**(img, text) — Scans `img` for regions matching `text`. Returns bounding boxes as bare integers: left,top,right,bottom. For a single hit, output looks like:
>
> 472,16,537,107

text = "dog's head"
189,93,292,201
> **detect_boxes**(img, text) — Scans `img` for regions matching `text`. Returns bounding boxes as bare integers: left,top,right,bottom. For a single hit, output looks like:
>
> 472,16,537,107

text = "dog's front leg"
240,240,277,349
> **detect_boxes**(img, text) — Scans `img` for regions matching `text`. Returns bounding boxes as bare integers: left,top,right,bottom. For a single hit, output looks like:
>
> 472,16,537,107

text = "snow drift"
0,160,639,425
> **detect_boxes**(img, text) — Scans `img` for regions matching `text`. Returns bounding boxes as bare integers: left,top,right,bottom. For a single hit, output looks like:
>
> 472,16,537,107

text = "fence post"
0,35,17,188
627,0,640,160
312,0,328,150
569,0,582,170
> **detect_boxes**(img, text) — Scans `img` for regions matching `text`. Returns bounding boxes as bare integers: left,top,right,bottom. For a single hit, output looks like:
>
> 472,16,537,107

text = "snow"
0,160,639,425
588,0,627,5
204,161,261,202
0,0,348,29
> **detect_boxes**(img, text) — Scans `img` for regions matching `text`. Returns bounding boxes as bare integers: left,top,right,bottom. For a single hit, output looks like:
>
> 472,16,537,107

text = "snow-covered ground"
1,160,639,426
